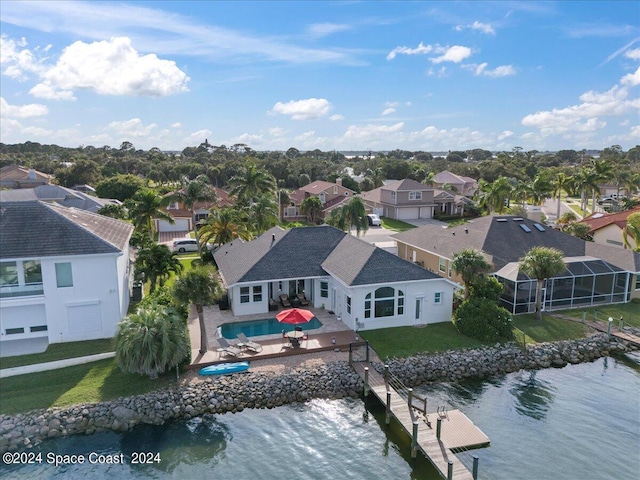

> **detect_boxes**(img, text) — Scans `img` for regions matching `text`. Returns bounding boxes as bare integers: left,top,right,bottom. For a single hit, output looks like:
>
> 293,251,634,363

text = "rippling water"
2,354,639,480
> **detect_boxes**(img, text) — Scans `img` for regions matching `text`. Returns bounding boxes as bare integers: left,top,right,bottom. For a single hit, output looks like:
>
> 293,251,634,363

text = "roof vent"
513,217,524,222
497,218,508,223
464,228,468,234
452,231,455,236
520,224,532,233
533,223,545,232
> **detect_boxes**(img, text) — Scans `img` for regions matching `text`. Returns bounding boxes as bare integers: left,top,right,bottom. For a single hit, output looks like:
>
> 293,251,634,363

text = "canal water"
2,353,639,480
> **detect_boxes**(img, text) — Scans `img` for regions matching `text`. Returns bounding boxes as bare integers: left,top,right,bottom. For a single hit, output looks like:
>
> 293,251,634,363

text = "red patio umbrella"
276,308,315,325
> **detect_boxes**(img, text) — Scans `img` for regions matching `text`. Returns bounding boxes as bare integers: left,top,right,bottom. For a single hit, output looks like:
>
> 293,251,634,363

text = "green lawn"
553,302,640,328
0,359,175,415
512,314,587,344
360,323,486,360
380,217,417,232
0,339,115,370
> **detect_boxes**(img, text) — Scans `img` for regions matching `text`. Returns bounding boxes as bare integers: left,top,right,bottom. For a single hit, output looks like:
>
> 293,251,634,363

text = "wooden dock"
352,361,489,480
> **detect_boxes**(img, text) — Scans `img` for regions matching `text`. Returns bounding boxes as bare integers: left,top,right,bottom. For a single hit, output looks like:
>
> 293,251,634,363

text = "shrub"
139,285,189,320
454,298,513,342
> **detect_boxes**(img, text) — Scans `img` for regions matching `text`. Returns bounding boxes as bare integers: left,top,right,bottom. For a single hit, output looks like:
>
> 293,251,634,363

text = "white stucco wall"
0,253,128,345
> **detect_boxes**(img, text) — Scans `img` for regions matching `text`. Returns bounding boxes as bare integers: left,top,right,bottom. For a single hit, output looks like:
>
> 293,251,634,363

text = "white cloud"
171,122,182,128
329,114,344,121
387,42,433,60
108,118,157,137
621,66,640,86
184,129,213,146
29,83,75,100
625,48,640,60
498,130,514,140
427,66,448,77
270,98,332,120
521,84,639,136
381,107,396,116
455,21,496,35
431,46,472,64
307,23,351,38
31,37,189,100
231,133,264,145
267,127,286,136
0,35,45,80
468,62,516,77
0,97,48,118
343,122,404,141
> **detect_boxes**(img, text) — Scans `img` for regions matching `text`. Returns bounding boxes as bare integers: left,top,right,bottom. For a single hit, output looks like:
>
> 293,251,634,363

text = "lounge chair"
296,293,309,306
237,332,263,353
279,294,292,307
216,338,243,357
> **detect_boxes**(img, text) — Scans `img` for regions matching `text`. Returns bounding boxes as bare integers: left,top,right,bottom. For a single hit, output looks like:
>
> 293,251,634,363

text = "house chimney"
28,169,36,180
336,177,343,186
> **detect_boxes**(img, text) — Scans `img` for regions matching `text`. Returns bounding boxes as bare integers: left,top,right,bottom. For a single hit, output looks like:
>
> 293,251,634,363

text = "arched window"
365,287,404,318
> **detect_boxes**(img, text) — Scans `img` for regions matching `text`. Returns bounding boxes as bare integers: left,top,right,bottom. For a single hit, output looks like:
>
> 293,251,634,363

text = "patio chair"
237,332,263,353
296,293,309,306
216,338,243,357
279,294,292,308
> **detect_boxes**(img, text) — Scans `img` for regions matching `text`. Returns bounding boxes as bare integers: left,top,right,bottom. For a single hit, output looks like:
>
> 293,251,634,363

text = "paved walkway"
0,352,115,378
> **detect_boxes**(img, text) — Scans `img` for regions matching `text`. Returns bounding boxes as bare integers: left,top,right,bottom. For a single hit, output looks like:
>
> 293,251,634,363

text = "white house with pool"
213,225,457,332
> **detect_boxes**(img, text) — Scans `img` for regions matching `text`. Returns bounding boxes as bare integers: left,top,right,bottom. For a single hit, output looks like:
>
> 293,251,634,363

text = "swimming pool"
221,317,323,339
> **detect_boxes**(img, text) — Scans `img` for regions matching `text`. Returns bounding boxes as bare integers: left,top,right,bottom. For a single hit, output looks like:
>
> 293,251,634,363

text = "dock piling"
472,455,479,480
364,367,370,397
385,391,391,424
411,421,419,458
447,460,453,480
437,417,442,439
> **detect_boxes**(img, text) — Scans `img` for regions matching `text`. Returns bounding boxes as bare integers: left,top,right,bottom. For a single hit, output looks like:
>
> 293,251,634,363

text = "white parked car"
171,239,199,253
367,214,382,226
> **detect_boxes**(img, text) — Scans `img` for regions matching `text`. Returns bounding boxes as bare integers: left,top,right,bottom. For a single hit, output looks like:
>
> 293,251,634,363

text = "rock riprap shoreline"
0,333,632,453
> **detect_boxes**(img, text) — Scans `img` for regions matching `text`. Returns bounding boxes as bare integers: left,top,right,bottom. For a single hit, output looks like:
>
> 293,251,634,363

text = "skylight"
533,223,545,232
520,224,532,233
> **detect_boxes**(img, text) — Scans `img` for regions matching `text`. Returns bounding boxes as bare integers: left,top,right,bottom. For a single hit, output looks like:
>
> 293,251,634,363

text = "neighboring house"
0,165,51,189
156,186,232,233
580,207,640,250
214,225,457,330
393,215,640,314
0,201,134,351
432,171,478,197
599,184,630,199
433,189,473,216
283,179,355,221
0,185,120,213
361,179,436,220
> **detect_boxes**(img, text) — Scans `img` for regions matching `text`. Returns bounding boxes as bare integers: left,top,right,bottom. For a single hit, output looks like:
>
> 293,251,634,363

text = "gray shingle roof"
215,225,443,287
393,215,640,272
0,201,133,259
0,185,117,213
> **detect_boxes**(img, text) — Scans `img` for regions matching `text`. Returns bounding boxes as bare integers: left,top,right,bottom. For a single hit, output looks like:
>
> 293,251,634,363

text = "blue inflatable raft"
199,361,249,376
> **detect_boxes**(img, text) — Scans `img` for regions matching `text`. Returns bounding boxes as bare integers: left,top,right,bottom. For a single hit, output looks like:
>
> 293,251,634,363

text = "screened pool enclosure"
495,257,632,314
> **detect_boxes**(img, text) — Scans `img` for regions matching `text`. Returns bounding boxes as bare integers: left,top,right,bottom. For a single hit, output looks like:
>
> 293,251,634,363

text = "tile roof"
299,180,340,194
0,165,50,183
383,179,431,191
0,201,133,259
214,225,443,287
392,214,640,272
580,206,640,232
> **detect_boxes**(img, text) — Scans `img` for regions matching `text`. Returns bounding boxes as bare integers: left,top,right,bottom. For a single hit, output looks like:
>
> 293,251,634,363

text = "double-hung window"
240,287,250,303
434,292,442,304
320,281,329,298
409,191,422,200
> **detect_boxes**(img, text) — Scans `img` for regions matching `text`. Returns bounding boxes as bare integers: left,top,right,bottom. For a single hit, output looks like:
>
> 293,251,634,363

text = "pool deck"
187,304,355,369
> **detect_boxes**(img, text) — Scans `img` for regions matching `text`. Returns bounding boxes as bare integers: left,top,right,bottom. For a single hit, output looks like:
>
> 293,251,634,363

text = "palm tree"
519,247,566,321
333,197,369,237
198,207,252,249
476,177,513,214
278,187,291,222
128,188,174,239
529,174,554,206
115,304,189,379
173,266,222,354
451,248,492,300
300,196,323,224
553,172,571,221
228,161,277,206
134,243,184,293
622,212,640,251
249,194,279,233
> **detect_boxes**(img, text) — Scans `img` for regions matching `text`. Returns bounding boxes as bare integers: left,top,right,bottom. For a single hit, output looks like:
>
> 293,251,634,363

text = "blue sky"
1,1,639,152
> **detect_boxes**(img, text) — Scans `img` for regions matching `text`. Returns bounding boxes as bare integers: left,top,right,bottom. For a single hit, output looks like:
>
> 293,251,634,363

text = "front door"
414,297,424,325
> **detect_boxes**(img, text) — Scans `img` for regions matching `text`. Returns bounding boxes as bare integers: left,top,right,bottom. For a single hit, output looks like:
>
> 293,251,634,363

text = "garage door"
397,208,420,219
158,218,190,232
419,207,433,219
373,207,383,216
